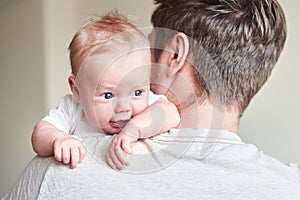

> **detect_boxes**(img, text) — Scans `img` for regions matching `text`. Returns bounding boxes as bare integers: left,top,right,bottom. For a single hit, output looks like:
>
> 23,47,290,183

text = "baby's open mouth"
109,120,129,129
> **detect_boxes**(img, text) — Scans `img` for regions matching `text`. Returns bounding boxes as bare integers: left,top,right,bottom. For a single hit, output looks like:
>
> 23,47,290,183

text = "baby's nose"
115,97,131,113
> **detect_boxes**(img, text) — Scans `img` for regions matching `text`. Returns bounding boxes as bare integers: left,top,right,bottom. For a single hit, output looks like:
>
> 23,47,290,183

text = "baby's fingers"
54,146,62,162
111,143,126,169
106,145,122,169
121,139,134,154
105,150,116,169
70,146,80,169
62,146,71,165
70,142,87,169
106,138,128,170
114,143,129,167
78,145,87,163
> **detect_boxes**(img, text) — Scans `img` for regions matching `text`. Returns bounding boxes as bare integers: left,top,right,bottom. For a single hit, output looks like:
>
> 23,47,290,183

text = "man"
149,0,286,130
3,0,300,199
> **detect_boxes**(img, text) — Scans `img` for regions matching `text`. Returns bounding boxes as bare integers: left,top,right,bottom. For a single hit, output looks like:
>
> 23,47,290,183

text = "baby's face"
77,50,151,134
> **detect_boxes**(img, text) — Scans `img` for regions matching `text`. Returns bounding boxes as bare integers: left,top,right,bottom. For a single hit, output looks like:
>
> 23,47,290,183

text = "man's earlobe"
68,76,80,102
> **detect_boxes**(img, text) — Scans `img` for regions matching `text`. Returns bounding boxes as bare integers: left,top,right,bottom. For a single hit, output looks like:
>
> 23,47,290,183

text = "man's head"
68,11,151,133
151,0,286,116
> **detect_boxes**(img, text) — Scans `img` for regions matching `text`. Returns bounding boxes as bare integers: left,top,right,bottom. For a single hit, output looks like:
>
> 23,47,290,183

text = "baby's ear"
68,76,80,103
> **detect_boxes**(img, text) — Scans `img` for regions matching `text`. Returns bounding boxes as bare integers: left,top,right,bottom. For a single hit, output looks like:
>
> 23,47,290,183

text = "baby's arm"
124,98,180,139
32,120,87,169
106,98,180,169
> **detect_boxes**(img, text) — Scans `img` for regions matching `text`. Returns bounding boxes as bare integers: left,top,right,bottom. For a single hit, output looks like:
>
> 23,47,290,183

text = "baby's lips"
109,120,129,128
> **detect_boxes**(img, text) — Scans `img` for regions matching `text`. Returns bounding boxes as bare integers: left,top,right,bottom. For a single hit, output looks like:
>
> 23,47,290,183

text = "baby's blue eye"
133,90,142,97
102,93,113,99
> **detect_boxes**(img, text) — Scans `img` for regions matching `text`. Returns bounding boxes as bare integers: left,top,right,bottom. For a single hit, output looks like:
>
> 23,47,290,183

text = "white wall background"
0,0,299,196
239,0,300,162
0,0,45,196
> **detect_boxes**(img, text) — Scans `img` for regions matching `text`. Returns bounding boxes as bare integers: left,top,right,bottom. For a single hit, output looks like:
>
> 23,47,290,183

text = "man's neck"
197,99,239,134
152,63,240,134
174,96,239,134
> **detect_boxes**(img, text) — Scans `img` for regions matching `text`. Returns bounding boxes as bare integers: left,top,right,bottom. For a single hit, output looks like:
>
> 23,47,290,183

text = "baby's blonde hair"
68,11,147,76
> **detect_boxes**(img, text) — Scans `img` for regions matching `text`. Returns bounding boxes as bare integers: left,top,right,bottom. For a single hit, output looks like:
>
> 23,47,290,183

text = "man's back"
4,129,300,200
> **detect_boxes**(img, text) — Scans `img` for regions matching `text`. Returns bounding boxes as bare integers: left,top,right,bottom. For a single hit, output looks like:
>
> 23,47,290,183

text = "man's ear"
68,76,80,103
167,32,189,77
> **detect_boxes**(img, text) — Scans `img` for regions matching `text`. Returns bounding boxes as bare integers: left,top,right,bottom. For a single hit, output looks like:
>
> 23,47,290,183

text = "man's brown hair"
151,0,286,115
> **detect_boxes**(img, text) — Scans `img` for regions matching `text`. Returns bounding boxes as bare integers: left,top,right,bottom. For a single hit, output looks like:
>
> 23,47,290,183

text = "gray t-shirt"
3,128,300,200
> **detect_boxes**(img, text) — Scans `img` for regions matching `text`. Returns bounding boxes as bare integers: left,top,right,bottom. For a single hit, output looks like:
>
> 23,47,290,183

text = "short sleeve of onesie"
42,95,78,133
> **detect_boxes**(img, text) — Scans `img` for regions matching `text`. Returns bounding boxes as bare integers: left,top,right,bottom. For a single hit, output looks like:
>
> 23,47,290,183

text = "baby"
31,11,180,170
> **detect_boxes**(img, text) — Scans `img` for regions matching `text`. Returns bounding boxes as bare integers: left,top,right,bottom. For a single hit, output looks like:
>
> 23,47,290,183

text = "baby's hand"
105,132,138,170
52,134,87,169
